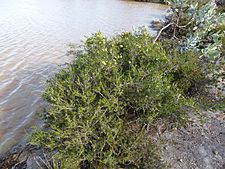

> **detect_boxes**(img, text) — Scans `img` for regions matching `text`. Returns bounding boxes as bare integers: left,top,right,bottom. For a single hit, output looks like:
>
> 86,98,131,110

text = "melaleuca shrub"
30,29,203,168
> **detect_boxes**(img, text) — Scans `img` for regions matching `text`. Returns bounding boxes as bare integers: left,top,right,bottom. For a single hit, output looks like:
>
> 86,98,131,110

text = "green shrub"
30,29,203,168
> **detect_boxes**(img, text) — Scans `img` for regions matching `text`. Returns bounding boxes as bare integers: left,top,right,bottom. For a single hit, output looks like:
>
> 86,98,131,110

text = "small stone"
163,146,168,150
177,158,183,163
212,150,219,155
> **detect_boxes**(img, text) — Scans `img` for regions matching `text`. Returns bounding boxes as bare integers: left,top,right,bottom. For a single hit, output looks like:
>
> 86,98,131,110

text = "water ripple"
0,0,167,153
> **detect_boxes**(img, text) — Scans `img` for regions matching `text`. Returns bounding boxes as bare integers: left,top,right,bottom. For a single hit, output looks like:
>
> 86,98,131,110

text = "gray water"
0,0,167,153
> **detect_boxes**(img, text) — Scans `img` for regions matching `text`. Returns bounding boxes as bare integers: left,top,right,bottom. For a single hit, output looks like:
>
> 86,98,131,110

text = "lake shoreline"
0,0,168,156
0,1,224,169
0,1,168,168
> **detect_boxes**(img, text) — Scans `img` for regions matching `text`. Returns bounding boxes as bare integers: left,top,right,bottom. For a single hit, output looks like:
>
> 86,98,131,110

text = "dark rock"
0,145,49,169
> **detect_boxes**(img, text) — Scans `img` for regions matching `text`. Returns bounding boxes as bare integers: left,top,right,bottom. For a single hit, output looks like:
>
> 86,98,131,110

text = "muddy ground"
157,110,225,169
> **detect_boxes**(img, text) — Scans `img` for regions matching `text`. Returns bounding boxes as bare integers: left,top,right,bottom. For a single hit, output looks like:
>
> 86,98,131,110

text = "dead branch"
153,19,194,44
153,23,174,44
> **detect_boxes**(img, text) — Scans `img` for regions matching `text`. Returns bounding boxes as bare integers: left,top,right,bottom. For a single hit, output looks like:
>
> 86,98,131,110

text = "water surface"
0,0,167,153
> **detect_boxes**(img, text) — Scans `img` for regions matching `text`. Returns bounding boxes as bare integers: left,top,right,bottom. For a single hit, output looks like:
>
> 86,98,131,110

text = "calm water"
0,0,167,153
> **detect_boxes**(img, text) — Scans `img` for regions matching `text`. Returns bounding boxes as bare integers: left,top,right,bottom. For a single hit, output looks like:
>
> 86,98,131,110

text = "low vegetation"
30,0,224,168
157,0,225,60
30,28,207,168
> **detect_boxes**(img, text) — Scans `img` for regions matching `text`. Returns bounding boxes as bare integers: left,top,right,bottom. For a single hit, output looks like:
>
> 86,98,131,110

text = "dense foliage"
30,29,204,168
162,0,225,60
28,0,225,168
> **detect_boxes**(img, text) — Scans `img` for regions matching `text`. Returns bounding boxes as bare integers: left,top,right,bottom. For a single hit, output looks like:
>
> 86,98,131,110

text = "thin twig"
173,15,180,38
153,19,194,44
153,23,174,44
13,159,27,168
